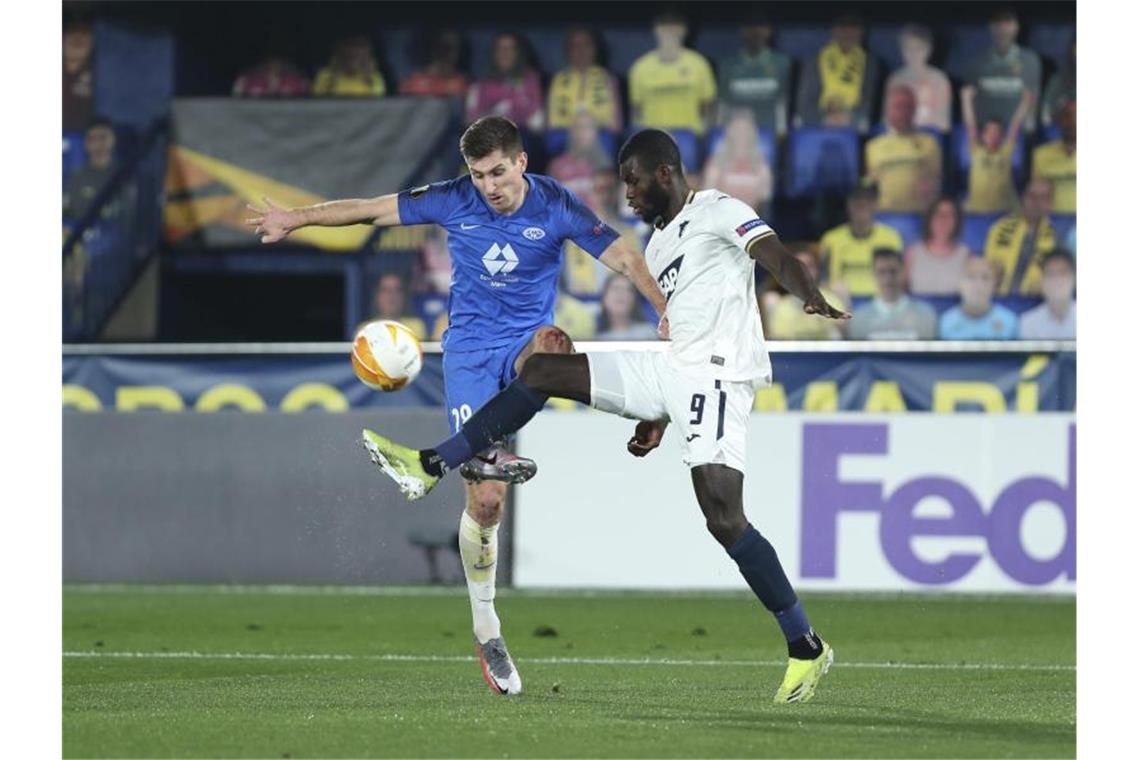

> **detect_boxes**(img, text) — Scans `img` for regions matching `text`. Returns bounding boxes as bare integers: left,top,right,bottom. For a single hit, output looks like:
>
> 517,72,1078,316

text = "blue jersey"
938,304,1020,340
397,174,619,351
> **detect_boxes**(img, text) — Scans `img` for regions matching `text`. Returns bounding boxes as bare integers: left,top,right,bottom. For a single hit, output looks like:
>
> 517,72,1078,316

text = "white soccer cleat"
476,636,523,695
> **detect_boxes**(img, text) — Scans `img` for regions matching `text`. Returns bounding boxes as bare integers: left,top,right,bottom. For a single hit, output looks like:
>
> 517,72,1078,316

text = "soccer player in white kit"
362,129,850,703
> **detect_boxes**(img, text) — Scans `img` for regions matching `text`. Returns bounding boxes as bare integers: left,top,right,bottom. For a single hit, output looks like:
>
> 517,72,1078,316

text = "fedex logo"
800,423,1075,586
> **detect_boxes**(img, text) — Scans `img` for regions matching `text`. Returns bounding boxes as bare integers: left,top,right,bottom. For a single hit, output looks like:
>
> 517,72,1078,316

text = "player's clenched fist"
627,420,668,457
245,196,296,244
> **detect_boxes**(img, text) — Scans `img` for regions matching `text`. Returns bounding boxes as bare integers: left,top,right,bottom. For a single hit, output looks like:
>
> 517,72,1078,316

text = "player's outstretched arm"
245,194,402,244
749,234,851,321
598,237,669,327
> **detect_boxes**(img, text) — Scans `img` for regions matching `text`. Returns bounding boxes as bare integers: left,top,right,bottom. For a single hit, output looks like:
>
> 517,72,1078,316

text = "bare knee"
531,325,574,356
466,481,507,526
701,494,748,548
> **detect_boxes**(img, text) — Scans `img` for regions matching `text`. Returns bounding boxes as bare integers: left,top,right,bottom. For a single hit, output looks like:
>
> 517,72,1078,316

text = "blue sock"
424,379,547,473
727,524,811,642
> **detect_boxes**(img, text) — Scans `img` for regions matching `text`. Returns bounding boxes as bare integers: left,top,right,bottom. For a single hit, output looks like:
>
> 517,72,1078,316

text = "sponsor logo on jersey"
482,243,519,276
523,226,546,240
656,254,684,301
735,218,767,236
409,185,430,199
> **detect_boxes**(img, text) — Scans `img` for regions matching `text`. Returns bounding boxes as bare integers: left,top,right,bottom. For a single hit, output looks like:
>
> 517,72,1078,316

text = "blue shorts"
442,331,535,434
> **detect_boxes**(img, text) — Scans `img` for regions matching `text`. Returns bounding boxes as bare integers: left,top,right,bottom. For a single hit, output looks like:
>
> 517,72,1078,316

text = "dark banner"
63,351,1076,414
162,98,454,250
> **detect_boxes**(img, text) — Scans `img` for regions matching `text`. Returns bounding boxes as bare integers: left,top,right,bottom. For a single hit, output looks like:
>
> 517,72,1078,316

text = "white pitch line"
62,651,1074,673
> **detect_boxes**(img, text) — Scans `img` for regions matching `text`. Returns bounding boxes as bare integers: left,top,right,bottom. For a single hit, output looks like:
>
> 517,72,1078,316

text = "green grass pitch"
63,586,1074,758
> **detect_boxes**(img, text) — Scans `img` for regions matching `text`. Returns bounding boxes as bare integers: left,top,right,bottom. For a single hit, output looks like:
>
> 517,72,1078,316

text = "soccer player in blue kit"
246,116,667,695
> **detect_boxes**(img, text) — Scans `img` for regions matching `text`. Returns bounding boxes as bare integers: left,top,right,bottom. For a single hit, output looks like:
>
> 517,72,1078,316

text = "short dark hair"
872,248,903,265
85,116,114,134
848,179,879,202
834,13,862,29
618,129,683,174
991,7,1018,23
921,196,962,241
1041,248,1075,272
653,7,687,26
460,116,523,161
900,24,933,46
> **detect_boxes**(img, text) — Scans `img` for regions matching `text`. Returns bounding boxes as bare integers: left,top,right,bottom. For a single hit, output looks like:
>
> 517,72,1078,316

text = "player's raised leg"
690,464,833,703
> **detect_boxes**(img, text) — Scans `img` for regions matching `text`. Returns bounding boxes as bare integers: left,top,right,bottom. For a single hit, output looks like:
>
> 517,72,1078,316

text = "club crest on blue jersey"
523,226,546,240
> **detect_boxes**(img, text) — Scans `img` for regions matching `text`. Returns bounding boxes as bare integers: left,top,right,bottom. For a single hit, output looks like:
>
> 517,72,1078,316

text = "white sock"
459,510,502,644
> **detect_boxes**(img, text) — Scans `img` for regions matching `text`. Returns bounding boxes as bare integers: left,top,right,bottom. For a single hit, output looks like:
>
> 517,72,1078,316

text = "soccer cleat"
773,640,834,704
360,428,440,501
458,447,538,485
476,636,523,695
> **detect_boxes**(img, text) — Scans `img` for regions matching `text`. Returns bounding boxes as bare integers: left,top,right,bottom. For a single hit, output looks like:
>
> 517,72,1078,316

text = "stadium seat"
1039,124,1061,144
667,129,702,173
943,25,991,81
704,125,777,169
544,127,618,161
962,212,1003,254
953,124,1026,186
783,127,860,198
774,25,832,62
866,26,905,71
876,213,923,248
1028,24,1075,68
63,131,85,185
997,295,1046,315
1050,214,1076,246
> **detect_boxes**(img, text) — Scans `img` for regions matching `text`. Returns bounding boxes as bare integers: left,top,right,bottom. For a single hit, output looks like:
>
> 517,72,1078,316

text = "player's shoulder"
527,173,581,206
680,47,713,67
629,50,657,72
413,174,473,198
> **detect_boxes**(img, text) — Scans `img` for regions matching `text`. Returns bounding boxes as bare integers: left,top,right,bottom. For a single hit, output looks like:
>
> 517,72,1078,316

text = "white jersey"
646,189,774,384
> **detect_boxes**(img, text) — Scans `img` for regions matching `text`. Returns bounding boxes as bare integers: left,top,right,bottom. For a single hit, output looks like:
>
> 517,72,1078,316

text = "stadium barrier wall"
61,342,1076,589
514,411,1075,594
62,410,492,584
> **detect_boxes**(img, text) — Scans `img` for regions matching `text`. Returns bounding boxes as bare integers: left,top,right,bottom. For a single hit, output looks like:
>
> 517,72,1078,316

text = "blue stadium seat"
866,26,905,71
953,124,1026,185
544,128,618,161
774,26,832,62
943,25,991,81
1039,124,1061,144
1050,214,1076,246
1028,24,1075,68
876,213,923,248
783,127,860,198
962,212,1004,254
63,131,85,185
668,129,702,173
705,125,777,169
996,295,1046,315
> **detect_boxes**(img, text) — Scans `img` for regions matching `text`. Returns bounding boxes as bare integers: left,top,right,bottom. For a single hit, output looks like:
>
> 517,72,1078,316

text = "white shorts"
587,351,756,472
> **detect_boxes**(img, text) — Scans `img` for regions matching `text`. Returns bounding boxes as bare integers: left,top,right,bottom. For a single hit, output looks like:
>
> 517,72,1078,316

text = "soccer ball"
351,320,424,392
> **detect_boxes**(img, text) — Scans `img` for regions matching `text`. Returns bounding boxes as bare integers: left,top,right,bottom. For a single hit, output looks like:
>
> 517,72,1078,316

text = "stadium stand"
63,3,1075,342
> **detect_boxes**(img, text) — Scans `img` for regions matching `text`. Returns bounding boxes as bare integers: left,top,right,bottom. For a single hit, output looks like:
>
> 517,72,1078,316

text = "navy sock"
727,524,811,642
422,379,547,474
